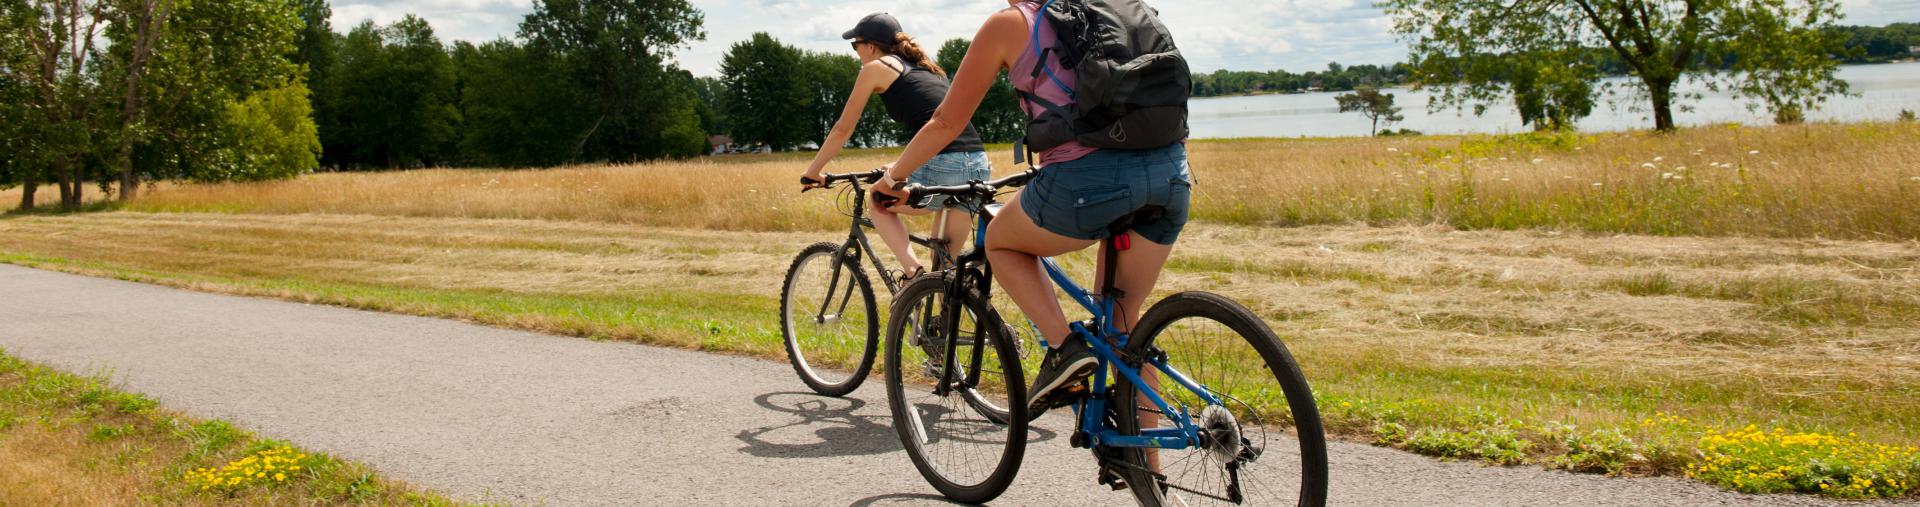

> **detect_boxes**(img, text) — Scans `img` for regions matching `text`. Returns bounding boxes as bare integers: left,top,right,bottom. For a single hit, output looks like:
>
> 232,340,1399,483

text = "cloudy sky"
331,0,1920,77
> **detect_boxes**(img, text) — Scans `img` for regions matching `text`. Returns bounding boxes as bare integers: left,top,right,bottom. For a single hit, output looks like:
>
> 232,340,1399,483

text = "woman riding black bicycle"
801,13,992,287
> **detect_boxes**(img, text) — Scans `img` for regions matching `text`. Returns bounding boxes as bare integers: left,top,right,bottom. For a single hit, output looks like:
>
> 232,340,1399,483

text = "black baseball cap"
841,13,901,45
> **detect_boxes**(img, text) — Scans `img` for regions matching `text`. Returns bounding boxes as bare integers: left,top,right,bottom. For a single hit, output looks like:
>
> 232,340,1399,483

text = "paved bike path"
0,264,1872,506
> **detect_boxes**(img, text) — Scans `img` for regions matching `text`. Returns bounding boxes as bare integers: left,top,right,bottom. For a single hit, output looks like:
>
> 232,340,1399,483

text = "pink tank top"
1012,1,1097,166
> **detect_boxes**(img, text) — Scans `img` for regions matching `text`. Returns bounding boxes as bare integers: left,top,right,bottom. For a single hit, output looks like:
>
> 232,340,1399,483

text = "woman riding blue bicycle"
871,0,1191,420
801,13,992,287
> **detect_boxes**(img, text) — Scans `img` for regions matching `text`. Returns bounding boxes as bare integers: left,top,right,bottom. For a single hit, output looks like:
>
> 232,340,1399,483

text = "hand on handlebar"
872,171,912,209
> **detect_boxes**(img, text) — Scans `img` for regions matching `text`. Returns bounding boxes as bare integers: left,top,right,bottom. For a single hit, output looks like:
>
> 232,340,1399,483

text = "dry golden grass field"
3,122,1918,498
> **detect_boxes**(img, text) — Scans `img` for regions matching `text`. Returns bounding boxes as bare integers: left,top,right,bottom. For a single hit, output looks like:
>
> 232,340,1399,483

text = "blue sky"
330,0,1920,77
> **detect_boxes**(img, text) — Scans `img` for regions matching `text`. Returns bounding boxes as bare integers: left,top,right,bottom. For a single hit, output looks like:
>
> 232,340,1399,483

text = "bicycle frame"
926,189,1221,451
811,177,959,325
1043,241,1224,451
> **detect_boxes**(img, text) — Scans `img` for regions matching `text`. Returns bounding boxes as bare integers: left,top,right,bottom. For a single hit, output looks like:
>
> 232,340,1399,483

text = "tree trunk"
118,146,138,201
18,171,37,211
1648,78,1676,132
56,158,75,209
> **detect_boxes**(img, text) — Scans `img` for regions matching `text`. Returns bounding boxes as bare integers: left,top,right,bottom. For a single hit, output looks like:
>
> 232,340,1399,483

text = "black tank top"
878,56,985,154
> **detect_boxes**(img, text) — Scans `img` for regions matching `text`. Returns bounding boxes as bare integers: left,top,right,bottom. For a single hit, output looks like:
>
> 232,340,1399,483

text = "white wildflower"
1654,156,1665,162
1748,150,1761,155
1531,158,1545,165
1642,163,1657,169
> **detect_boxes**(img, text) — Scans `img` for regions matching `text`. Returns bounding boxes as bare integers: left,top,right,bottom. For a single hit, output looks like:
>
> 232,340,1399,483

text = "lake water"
1188,62,1920,139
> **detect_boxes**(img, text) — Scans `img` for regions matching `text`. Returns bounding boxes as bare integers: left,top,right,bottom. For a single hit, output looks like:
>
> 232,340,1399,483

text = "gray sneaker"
1027,336,1097,413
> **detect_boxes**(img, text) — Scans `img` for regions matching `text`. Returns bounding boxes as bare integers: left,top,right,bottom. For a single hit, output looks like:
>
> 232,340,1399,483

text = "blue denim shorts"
1020,143,1193,245
908,151,992,211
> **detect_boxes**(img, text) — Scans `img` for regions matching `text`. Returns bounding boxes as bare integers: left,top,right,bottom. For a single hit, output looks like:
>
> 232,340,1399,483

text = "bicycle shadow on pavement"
736,392,898,458
847,493,972,506
736,392,1060,460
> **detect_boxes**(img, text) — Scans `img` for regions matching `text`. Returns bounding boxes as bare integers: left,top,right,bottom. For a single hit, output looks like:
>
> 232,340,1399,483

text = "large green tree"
719,32,807,151
519,0,707,161
1384,0,1852,131
453,39,594,166
11,0,110,210
328,16,460,169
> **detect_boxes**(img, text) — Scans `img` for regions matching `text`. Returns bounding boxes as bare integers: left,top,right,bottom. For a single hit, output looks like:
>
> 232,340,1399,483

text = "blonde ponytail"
883,32,946,79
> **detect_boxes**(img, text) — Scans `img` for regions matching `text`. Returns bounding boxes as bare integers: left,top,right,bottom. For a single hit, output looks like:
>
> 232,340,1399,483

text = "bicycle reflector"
1115,233,1132,251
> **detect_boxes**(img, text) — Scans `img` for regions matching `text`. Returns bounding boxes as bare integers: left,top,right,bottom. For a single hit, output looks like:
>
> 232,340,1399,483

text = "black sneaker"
1027,334,1097,413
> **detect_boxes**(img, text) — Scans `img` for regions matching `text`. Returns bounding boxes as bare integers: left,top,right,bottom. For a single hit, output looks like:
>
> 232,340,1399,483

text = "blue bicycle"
883,171,1328,505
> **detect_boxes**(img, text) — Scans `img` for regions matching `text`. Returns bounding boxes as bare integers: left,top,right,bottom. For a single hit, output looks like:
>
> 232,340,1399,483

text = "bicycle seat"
1105,206,1167,238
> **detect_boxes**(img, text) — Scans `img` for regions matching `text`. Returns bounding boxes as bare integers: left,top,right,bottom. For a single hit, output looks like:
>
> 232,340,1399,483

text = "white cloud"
336,0,1920,76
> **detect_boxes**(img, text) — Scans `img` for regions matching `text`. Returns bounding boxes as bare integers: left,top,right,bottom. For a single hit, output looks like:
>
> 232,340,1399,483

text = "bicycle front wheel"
884,275,1028,504
1114,292,1328,507
780,242,878,397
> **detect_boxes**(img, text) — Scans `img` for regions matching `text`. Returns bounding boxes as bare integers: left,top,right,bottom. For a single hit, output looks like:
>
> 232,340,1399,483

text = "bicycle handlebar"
900,170,1036,209
802,169,885,192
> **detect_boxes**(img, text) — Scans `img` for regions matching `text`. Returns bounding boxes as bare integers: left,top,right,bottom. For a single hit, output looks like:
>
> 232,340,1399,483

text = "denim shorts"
908,151,992,212
1020,143,1193,245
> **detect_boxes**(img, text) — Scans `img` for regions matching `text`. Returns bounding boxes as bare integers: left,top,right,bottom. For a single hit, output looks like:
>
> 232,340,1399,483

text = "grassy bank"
89,122,1920,239
2,212,1915,498
0,348,466,505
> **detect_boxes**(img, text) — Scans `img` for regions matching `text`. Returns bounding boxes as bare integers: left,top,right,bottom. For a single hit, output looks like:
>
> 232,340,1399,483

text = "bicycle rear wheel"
780,242,878,397
1113,292,1327,506
884,276,1028,504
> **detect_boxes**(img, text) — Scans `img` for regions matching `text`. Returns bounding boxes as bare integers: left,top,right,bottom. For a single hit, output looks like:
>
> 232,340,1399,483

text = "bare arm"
803,61,896,181
880,9,1028,186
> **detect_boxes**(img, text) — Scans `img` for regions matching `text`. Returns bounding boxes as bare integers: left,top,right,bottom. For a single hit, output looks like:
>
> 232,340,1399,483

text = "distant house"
708,135,734,155
1910,46,1920,56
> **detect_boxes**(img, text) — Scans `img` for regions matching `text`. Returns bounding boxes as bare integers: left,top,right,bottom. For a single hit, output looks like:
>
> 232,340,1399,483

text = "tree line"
303,0,706,170
8,0,1904,204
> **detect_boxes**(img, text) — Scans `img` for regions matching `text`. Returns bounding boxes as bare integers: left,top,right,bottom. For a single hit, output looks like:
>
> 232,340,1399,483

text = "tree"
1335,87,1405,136
102,0,305,190
454,39,594,166
214,78,321,181
1384,0,1852,132
291,0,338,166
936,38,1026,143
520,0,707,161
719,32,807,151
13,0,110,210
797,51,857,149
328,17,460,169
0,0,42,208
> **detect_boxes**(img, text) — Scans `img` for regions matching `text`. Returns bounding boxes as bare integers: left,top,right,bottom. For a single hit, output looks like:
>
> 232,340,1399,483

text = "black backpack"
1016,0,1190,164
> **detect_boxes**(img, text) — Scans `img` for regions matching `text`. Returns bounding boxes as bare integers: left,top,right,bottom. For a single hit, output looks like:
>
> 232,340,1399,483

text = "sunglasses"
850,41,863,51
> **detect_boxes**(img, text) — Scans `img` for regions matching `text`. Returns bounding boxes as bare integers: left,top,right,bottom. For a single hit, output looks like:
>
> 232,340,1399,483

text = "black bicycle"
780,170,968,397
884,171,1328,506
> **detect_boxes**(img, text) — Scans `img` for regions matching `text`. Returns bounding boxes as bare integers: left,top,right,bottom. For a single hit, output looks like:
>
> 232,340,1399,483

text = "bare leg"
934,209,974,268
1091,231,1177,473
984,191,1095,347
871,192,930,276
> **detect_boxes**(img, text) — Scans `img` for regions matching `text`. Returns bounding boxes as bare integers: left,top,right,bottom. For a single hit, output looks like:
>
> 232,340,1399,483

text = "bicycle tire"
780,242,879,397
1113,292,1328,507
884,275,1028,504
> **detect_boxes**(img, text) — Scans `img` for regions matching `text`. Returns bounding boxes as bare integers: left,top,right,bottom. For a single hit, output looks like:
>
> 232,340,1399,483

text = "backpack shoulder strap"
1028,0,1076,100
